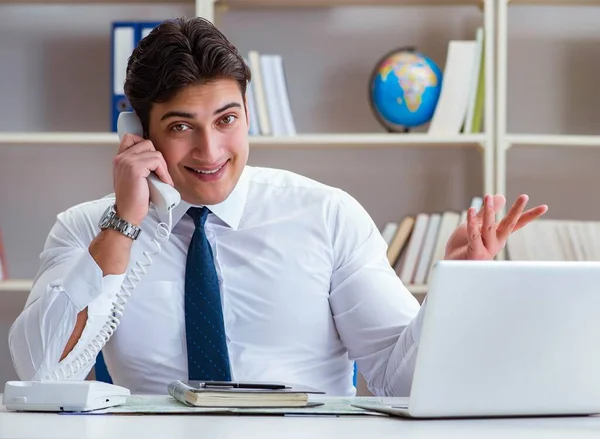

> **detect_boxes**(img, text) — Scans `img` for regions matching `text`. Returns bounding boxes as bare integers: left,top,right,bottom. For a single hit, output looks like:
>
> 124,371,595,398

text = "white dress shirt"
9,165,425,396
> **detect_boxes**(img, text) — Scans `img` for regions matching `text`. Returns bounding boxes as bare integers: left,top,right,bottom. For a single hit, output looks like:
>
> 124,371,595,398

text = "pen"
197,381,290,390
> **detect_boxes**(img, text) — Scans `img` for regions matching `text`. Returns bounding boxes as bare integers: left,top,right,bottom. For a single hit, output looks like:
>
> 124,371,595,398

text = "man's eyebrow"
160,111,195,121
159,103,241,121
214,102,242,115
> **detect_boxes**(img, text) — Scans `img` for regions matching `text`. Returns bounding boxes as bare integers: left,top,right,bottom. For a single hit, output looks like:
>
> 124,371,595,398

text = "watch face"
99,205,115,229
96,204,139,239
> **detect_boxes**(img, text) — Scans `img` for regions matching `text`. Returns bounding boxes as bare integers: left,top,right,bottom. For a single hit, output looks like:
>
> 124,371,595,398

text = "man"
8,17,547,396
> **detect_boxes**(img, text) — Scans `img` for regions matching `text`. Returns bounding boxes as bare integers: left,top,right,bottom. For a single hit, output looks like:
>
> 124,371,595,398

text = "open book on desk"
168,380,325,408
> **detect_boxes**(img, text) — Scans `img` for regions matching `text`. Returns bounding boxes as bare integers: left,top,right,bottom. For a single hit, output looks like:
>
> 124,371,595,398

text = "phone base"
2,380,130,412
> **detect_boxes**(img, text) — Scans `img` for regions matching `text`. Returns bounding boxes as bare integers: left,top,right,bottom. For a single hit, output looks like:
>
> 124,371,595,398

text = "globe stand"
383,125,410,134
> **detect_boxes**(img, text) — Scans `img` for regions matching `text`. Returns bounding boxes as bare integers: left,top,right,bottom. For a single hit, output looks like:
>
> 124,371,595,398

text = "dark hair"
124,16,251,135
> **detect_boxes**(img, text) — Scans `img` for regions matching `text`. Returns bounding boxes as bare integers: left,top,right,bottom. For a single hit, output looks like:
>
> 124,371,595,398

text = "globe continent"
371,52,442,129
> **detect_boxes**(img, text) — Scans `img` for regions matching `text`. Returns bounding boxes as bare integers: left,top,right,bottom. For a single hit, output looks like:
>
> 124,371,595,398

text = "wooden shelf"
0,132,485,149
218,0,484,7
505,134,600,148
507,0,600,5
251,133,485,148
0,132,118,146
0,0,484,5
0,279,33,292
0,0,194,3
407,284,427,295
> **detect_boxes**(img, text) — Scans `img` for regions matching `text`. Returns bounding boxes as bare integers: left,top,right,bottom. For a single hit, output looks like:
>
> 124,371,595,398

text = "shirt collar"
157,165,250,230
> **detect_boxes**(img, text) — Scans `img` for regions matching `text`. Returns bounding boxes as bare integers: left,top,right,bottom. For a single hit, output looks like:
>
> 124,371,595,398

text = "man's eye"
172,124,189,132
221,115,236,124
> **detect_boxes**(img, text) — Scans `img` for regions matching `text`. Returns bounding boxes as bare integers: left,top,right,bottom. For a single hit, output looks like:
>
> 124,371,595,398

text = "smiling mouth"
185,162,226,175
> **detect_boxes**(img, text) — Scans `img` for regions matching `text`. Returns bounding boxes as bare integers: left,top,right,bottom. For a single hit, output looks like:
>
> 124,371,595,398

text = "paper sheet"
66,395,392,416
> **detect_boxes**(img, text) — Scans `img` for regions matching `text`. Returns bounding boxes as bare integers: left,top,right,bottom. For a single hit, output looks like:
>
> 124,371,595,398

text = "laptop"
353,260,600,419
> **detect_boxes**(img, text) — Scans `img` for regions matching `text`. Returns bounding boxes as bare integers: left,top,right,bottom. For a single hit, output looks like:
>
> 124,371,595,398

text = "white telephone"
3,112,181,412
117,111,181,215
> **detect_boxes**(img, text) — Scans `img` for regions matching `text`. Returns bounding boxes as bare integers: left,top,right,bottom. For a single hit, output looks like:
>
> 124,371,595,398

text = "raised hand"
113,133,174,226
444,194,548,261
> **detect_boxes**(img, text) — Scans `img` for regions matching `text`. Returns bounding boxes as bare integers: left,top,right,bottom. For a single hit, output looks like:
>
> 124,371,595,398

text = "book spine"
168,380,194,406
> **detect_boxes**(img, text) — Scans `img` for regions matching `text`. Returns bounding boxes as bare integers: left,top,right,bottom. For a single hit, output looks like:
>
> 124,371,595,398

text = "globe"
369,48,442,132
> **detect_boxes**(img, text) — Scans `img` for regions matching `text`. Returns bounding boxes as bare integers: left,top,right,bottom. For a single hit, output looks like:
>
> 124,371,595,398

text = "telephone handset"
2,112,181,412
116,111,181,215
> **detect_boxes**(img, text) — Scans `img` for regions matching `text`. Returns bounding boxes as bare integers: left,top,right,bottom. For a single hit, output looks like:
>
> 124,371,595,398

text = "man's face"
148,78,250,206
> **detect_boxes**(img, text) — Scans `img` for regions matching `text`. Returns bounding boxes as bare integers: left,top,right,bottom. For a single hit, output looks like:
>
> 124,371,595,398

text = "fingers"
152,155,175,186
496,194,529,240
137,152,173,186
512,204,549,233
113,142,156,171
466,193,547,253
117,140,156,158
116,151,172,184
476,194,506,219
117,151,161,176
114,137,174,186
481,194,496,249
492,194,506,214
117,133,146,154
466,207,486,256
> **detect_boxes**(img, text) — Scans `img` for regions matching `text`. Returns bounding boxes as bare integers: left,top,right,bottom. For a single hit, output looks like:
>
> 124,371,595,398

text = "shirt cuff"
59,250,126,313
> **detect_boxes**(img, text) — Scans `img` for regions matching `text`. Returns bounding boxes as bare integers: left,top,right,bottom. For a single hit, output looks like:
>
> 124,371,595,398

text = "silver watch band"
98,204,141,240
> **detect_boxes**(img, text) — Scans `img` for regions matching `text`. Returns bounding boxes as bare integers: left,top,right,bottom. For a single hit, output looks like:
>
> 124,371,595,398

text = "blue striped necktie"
184,206,231,381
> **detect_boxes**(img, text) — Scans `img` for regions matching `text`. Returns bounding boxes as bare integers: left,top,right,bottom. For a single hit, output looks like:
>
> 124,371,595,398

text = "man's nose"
193,131,222,163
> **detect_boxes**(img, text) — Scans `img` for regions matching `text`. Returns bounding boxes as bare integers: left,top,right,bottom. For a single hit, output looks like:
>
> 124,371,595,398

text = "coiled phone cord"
44,209,173,381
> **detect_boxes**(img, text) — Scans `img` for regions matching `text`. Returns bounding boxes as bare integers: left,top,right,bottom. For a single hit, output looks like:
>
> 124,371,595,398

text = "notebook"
168,380,325,408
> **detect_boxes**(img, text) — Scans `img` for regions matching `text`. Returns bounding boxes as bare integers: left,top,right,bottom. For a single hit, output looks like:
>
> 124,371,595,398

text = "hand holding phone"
114,112,181,224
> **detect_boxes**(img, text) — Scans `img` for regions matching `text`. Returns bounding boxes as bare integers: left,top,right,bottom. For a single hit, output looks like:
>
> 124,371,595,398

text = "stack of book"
168,380,324,408
428,27,485,135
245,50,296,137
381,197,483,289
507,218,600,261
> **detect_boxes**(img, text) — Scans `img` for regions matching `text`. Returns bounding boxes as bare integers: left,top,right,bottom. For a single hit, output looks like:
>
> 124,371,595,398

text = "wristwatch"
98,204,141,240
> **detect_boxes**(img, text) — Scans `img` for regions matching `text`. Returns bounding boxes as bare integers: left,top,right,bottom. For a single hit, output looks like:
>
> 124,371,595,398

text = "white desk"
3,403,600,439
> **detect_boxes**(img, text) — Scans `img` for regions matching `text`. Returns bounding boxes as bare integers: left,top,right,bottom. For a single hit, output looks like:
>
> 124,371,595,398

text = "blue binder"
111,21,162,132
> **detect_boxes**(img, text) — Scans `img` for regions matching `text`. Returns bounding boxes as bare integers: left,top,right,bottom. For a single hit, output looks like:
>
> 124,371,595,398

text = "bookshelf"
506,0,600,4
495,0,600,211
0,0,495,298
504,135,600,148
0,0,484,4
212,0,495,295
216,0,485,7
0,132,486,148
493,0,600,261
0,0,495,398
0,280,33,293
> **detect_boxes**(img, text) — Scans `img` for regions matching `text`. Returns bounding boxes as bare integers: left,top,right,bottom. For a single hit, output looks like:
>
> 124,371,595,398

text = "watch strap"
99,205,141,240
